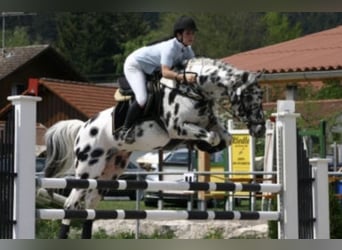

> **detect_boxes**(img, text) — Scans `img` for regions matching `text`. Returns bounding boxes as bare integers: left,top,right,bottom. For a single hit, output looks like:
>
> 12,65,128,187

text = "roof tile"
39,78,117,117
0,45,50,80
222,25,342,73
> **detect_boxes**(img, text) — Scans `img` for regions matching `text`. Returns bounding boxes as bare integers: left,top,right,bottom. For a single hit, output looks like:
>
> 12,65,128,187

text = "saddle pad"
114,89,131,102
160,77,177,89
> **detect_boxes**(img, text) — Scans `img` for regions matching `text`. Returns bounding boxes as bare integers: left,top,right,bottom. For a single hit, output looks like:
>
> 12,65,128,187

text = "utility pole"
1,12,36,56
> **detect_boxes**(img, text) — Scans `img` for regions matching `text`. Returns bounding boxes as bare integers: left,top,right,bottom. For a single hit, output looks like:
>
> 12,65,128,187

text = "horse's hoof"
208,131,220,146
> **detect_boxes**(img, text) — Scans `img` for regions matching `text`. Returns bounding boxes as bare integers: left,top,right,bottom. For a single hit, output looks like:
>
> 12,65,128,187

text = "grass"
96,200,149,210
36,196,268,239
97,196,264,211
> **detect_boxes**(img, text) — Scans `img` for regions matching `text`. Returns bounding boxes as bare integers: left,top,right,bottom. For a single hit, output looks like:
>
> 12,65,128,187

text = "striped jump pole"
36,178,282,193
36,209,280,221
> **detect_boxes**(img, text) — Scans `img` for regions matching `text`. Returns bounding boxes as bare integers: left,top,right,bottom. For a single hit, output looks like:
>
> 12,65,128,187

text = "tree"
262,12,302,45
314,80,342,100
111,14,152,75
1,26,31,48
55,12,150,82
285,12,342,35
30,12,58,44
112,36,148,76
140,12,266,59
6,12,342,82
197,12,266,57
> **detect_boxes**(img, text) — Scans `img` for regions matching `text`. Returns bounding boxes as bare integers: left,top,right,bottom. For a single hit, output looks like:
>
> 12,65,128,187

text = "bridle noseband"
231,82,265,127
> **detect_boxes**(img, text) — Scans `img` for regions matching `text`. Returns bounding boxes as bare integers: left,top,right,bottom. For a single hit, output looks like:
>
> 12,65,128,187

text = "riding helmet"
173,16,198,36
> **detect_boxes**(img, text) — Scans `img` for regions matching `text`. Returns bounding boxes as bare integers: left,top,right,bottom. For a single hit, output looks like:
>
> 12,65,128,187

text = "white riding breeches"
123,55,147,107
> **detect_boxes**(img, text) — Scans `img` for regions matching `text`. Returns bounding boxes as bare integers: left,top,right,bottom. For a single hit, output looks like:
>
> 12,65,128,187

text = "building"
222,25,342,102
0,45,116,155
0,44,86,109
222,25,342,141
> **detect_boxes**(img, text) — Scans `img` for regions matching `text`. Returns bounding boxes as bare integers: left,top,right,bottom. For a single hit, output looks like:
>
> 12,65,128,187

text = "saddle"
112,72,164,133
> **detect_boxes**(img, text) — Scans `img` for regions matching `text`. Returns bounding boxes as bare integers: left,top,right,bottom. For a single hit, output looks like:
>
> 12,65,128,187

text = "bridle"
231,81,265,128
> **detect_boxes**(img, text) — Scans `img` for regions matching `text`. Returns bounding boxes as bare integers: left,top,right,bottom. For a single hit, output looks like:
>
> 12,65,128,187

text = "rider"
121,16,198,143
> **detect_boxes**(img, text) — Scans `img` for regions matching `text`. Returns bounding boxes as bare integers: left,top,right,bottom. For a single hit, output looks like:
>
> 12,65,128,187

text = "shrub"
329,182,342,239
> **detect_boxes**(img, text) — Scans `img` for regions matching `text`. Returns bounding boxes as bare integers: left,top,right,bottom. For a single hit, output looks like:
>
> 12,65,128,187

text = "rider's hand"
185,73,196,83
177,73,196,84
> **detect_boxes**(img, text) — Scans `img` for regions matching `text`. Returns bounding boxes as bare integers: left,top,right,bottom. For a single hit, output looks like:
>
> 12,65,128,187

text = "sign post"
228,120,255,210
231,134,253,179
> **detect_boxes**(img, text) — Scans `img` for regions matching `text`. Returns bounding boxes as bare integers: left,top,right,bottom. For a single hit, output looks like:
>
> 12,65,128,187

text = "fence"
0,107,15,238
1,96,330,239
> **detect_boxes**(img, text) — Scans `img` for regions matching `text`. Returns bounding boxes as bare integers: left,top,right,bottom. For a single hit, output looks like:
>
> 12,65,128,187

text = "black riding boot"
122,101,143,143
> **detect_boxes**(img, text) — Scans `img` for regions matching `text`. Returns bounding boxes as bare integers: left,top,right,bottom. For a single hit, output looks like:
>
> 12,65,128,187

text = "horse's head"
184,58,266,137
229,72,266,138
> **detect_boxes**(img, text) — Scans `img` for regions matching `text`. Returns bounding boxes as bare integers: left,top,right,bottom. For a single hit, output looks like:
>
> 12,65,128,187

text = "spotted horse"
43,57,266,238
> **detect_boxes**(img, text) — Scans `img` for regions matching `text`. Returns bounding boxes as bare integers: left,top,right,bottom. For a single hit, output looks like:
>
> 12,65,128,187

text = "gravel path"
93,219,269,239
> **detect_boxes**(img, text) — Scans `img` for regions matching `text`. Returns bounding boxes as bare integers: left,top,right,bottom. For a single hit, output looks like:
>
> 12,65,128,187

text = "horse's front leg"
61,189,102,239
81,189,103,239
59,219,71,239
181,122,221,146
59,188,87,239
78,150,130,239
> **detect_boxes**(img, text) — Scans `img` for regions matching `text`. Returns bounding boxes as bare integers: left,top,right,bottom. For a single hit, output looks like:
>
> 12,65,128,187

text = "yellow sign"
231,134,251,179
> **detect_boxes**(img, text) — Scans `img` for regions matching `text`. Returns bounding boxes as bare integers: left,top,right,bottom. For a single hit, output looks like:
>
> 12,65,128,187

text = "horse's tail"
44,119,84,178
